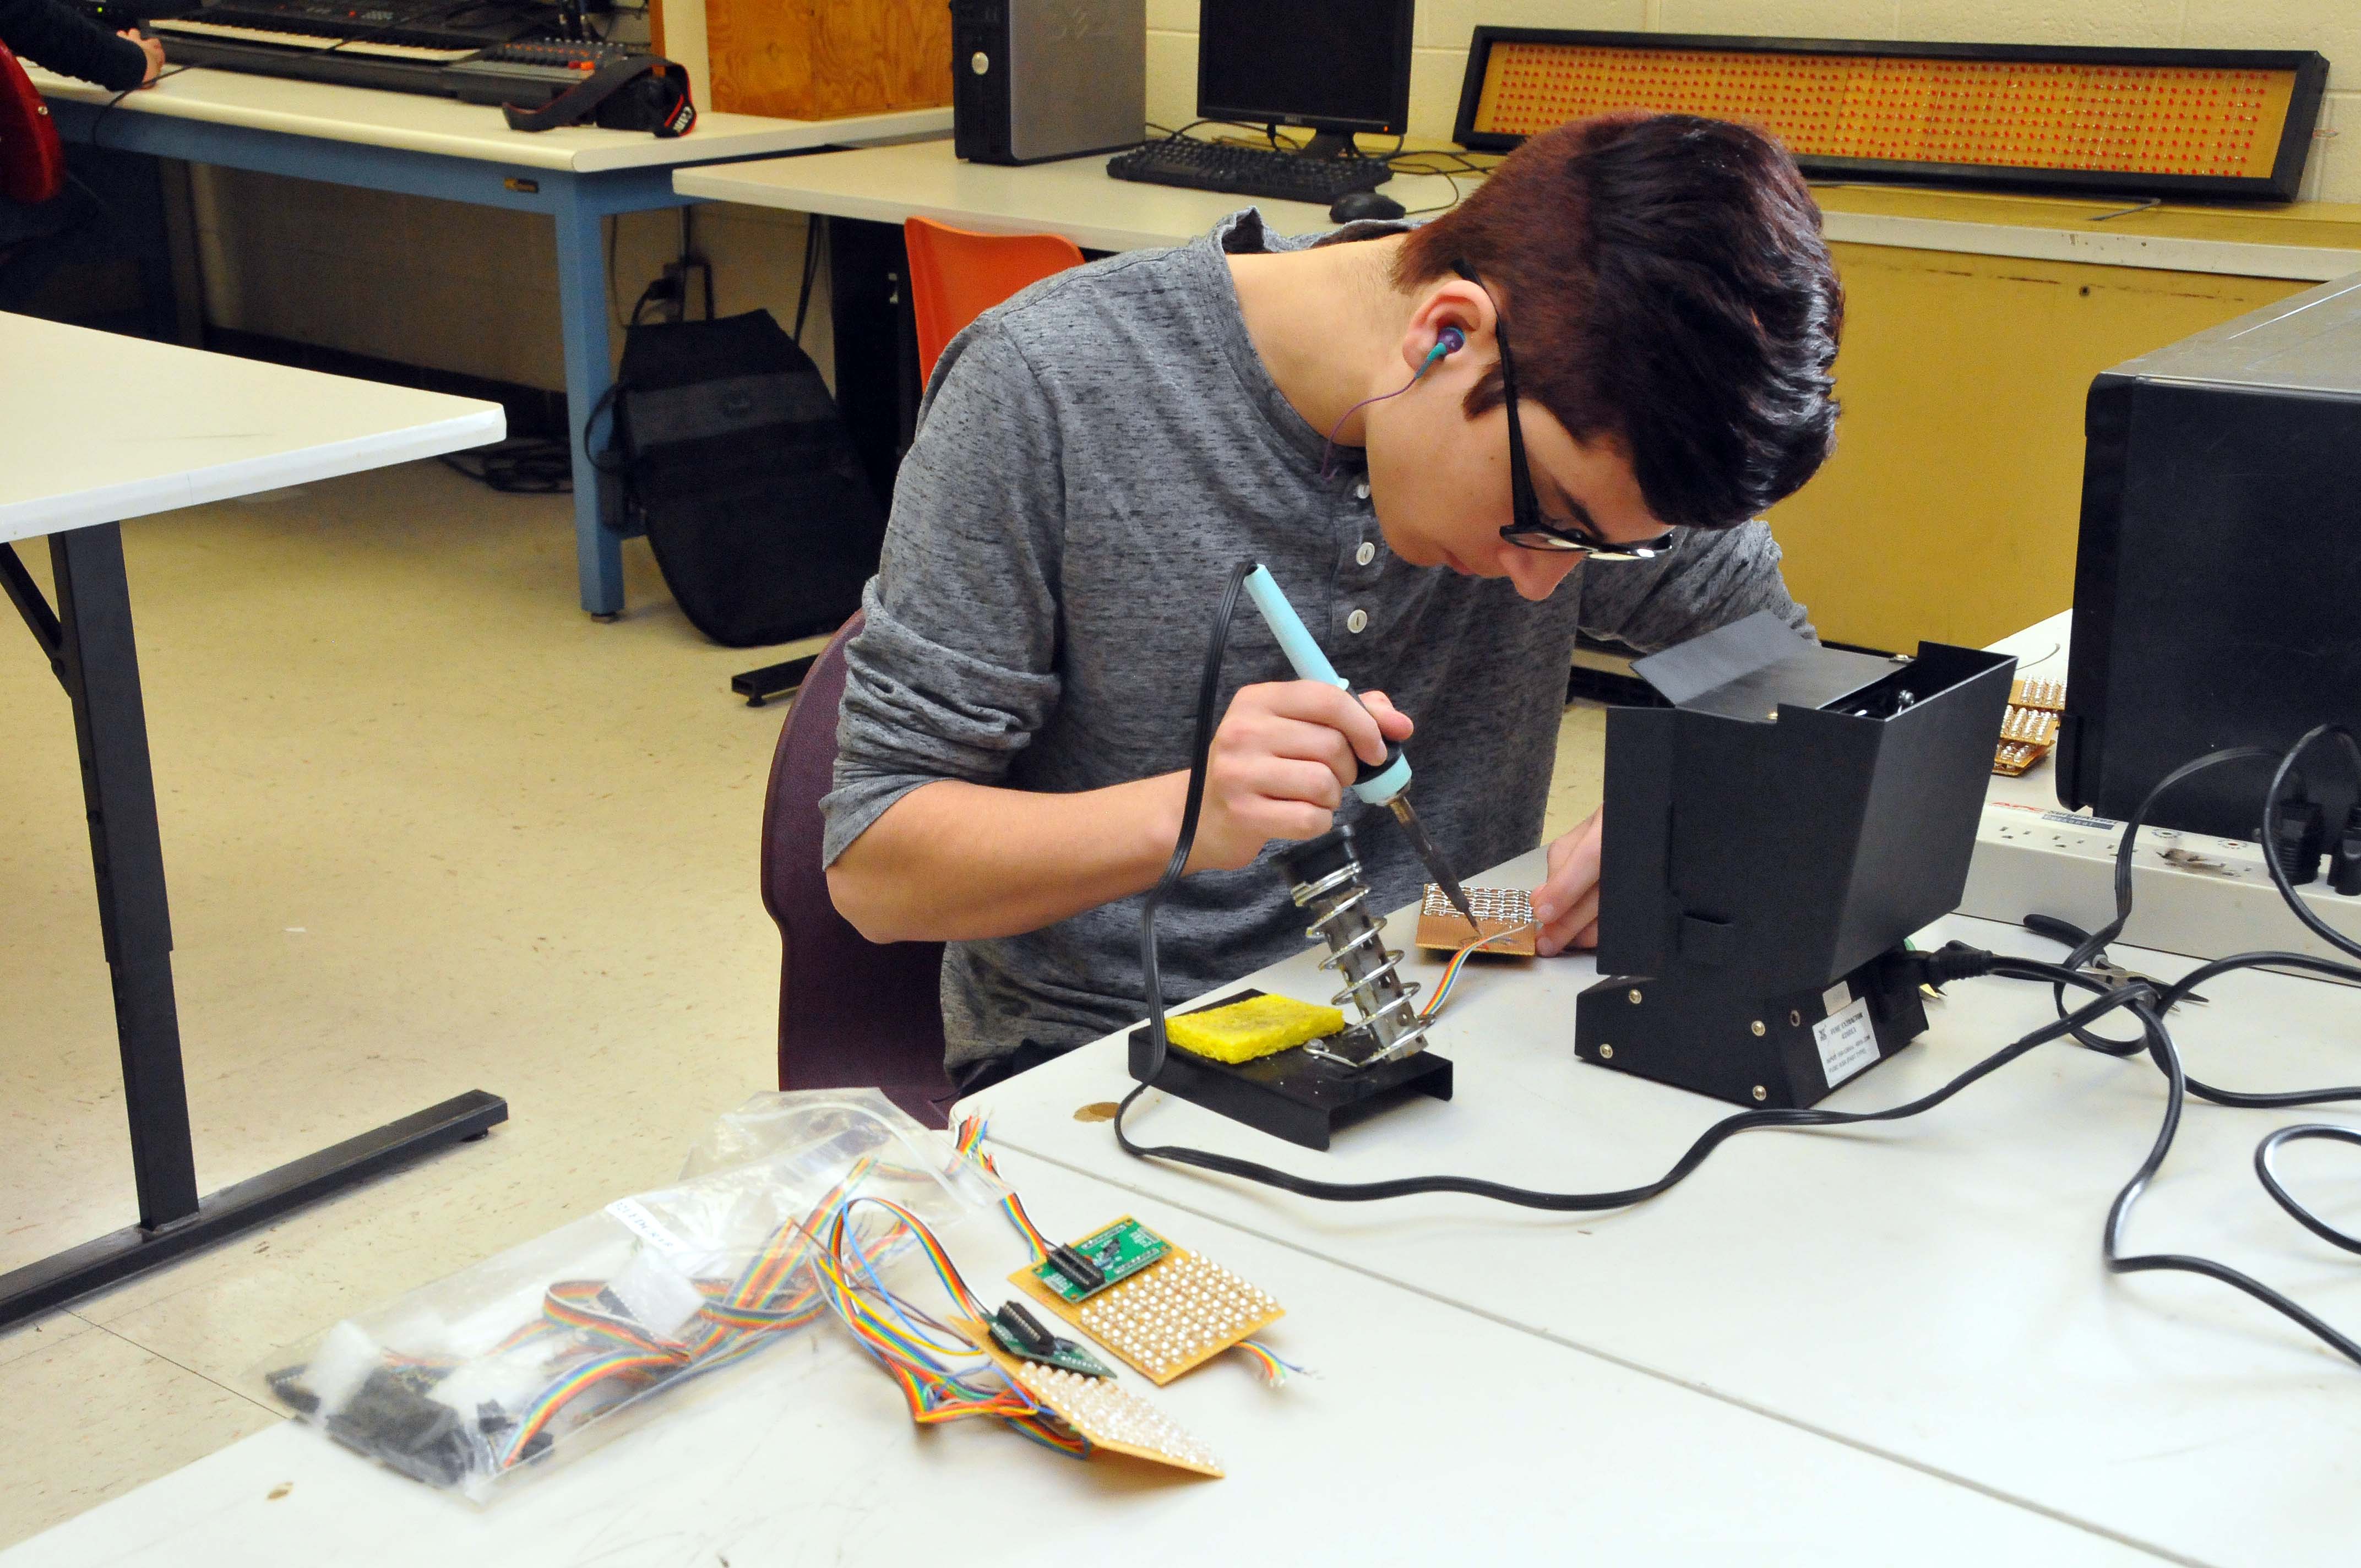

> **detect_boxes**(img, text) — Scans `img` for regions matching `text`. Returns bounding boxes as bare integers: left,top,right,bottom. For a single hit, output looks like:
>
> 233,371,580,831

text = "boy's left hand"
1531,808,1602,956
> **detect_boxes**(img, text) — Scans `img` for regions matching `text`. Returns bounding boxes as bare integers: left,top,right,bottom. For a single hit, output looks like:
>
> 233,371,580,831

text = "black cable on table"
1109,578,2361,1369
90,62,193,151
1112,568,2139,1210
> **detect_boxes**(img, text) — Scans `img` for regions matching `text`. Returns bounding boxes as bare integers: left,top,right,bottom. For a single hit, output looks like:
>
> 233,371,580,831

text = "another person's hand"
121,30,166,85
1532,807,1602,955
1181,682,1413,874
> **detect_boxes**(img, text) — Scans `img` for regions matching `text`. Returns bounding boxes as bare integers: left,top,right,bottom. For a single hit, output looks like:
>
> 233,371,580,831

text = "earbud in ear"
1416,326,1467,379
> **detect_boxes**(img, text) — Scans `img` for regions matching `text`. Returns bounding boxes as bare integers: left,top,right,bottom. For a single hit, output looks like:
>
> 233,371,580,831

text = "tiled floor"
0,461,1606,1547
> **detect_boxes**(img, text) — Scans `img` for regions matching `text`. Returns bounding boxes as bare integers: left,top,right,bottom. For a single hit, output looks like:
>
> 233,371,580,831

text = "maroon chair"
759,611,954,1125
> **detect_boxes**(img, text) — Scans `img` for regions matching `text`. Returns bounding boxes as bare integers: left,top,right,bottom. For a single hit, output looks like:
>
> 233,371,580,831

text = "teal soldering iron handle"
1241,564,1413,805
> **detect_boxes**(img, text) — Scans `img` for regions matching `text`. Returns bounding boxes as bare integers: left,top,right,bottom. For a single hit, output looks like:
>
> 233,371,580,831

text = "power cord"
792,212,822,344
89,62,193,150
1111,569,2361,1368
438,437,572,493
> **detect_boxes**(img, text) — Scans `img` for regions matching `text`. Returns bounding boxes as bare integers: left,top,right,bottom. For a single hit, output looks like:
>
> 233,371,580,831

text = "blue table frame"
50,101,699,618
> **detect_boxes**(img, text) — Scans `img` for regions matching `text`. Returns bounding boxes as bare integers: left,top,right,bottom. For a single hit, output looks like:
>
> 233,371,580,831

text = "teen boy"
823,112,1844,1090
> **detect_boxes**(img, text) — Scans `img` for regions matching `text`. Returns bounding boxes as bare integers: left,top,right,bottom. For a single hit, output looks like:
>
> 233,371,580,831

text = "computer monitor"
2062,272,2361,845
1196,0,1416,157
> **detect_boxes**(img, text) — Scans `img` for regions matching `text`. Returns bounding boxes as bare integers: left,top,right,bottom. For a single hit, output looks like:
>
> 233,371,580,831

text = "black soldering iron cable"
1113,570,2361,1367
1115,562,2142,1211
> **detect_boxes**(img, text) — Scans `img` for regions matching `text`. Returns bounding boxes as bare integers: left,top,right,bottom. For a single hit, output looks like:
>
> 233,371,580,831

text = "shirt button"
1355,541,1376,567
1346,608,1369,634
1354,481,1371,501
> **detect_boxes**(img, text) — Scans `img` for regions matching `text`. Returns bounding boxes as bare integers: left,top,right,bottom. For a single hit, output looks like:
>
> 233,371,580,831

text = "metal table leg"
0,531,508,1331
550,177,627,619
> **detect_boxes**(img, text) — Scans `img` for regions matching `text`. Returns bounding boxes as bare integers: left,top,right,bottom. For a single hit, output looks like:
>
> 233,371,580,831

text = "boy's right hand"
1179,680,1415,874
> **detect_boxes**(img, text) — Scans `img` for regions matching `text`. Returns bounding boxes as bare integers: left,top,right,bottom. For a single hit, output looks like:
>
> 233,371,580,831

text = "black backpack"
596,309,884,647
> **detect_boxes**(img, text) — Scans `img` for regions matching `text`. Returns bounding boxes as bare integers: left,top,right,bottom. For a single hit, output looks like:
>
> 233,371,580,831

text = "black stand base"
1128,991,1451,1151
731,653,818,707
1297,130,1362,160
1574,949,1928,1109
0,1091,508,1331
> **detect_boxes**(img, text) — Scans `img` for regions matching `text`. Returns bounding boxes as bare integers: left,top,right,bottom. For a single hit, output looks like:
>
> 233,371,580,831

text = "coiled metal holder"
1282,825,1432,1067
1124,821,1454,1151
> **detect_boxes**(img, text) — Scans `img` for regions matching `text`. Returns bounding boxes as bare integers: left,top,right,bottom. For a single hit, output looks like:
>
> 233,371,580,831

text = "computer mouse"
1329,189,1407,224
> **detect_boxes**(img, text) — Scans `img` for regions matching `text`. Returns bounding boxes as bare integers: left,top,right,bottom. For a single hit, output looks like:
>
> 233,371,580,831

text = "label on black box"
1814,996,1879,1088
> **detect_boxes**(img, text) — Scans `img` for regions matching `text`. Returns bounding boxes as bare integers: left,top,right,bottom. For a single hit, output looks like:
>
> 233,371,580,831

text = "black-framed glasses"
1450,262,1677,563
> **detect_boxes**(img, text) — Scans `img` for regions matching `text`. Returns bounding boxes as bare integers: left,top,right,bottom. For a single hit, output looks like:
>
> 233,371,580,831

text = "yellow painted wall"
1769,249,2306,651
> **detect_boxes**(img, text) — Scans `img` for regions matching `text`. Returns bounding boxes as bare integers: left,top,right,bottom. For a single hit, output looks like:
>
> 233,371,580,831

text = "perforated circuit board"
1994,685,2066,777
1010,1227,1283,1386
955,1319,1225,1478
1414,884,1537,955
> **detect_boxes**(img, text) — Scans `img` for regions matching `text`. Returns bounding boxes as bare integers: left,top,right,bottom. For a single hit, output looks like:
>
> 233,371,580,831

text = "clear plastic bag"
264,1090,1001,1499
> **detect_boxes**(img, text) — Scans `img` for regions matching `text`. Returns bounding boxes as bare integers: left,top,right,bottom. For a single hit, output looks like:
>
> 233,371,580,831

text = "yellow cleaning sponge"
1166,993,1346,1064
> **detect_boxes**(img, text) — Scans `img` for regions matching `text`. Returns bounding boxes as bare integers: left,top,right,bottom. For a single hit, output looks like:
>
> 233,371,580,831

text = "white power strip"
1958,801,2361,979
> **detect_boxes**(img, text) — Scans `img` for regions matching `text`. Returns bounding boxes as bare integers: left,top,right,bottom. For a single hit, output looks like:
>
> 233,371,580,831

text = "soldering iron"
1239,564,1483,938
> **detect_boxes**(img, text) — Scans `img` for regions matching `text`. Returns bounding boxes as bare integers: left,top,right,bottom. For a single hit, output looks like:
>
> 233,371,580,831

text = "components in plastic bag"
264,1092,991,1498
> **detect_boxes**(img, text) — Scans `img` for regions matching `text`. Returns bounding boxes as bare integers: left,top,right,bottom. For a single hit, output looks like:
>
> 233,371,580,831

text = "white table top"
678,139,2361,281
0,1148,2170,1567
960,858,2361,1567
673,137,1467,251
1,314,502,541
29,63,949,175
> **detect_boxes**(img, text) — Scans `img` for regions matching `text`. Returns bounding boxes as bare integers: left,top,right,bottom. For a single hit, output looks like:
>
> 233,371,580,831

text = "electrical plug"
2332,805,2361,897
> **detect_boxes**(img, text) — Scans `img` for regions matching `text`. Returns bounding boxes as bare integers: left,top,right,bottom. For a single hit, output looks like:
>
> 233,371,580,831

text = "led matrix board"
1454,31,2327,201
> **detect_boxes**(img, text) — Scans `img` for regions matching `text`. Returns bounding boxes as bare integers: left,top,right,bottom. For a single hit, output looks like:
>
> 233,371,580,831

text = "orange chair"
903,217,1085,388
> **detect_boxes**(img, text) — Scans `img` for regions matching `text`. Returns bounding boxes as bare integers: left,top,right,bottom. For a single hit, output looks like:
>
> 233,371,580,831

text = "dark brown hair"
1396,112,1843,530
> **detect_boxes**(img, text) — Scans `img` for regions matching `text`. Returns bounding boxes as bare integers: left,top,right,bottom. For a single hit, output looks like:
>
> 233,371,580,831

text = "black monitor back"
2063,273,2361,840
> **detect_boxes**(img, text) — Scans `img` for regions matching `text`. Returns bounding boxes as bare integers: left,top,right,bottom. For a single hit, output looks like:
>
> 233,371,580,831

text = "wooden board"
679,0,951,122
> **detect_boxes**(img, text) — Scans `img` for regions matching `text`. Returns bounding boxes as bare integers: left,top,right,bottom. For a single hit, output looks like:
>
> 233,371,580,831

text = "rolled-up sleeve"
818,322,1069,865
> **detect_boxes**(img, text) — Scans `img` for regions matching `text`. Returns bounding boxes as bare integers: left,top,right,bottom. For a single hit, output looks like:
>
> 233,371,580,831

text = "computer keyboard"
1106,138,1392,204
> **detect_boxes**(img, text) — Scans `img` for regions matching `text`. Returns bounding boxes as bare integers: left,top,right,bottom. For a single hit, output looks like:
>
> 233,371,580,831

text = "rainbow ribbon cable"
812,1193,1090,1458
492,1156,878,1469
957,1119,1302,1391
1419,920,1539,1020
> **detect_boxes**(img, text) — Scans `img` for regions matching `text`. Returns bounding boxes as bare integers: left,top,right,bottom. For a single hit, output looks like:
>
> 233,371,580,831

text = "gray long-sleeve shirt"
822,210,1810,1075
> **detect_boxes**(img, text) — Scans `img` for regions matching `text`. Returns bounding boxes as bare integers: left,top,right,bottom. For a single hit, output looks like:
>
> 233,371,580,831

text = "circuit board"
1029,1216,1169,1304
1994,739,2048,777
1993,685,2065,777
2011,677,2066,712
986,1306,1115,1379
955,1320,1226,1478
1010,1233,1284,1385
1414,884,1537,955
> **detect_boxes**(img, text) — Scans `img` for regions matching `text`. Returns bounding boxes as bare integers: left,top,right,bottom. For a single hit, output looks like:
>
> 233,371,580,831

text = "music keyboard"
130,2,634,109
149,16,478,61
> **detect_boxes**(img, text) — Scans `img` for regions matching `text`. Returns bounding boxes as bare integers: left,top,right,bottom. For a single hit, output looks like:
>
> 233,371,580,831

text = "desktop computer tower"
949,0,1145,165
